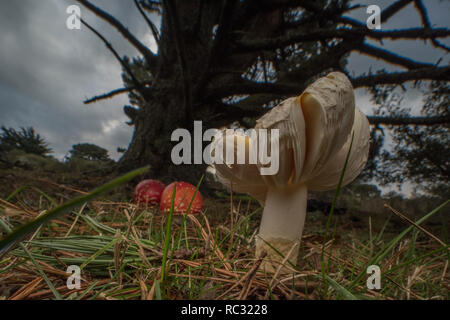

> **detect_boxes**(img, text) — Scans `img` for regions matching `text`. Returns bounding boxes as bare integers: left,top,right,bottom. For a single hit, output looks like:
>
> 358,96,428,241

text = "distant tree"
365,81,449,197
67,143,114,162
0,126,52,156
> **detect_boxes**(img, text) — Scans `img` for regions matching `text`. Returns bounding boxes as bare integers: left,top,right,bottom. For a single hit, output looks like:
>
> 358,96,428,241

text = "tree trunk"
117,1,283,183
118,89,208,183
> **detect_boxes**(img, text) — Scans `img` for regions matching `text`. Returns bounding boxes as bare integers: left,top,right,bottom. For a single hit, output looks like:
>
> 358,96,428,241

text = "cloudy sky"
0,0,448,164
0,0,157,160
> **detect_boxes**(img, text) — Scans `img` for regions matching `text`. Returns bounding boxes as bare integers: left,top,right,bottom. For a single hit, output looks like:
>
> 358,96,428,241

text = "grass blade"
154,279,162,300
321,132,354,296
161,182,176,283
0,218,62,299
349,199,450,289
0,166,149,258
323,274,357,300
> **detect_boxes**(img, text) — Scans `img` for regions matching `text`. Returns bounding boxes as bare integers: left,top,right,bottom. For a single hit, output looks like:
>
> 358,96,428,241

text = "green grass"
0,168,448,300
0,166,149,258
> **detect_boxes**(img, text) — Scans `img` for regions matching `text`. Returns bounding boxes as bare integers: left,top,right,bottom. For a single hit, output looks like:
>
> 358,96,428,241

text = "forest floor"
0,167,448,300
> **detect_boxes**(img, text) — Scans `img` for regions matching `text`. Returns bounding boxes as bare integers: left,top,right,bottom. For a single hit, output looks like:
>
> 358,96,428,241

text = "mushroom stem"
256,184,307,273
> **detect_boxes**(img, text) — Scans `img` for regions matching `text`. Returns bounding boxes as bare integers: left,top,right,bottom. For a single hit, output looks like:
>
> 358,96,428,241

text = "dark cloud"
0,0,157,159
0,0,447,164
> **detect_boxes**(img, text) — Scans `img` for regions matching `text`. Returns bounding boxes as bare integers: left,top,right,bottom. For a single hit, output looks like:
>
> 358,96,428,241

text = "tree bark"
116,0,283,182
118,91,208,182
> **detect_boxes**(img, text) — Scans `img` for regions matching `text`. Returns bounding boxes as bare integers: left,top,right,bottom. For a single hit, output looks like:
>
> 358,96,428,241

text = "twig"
134,0,160,46
229,182,234,249
216,252,266,300
264,242,299,299
84,87,132,104
76,0,157,66
188,214,233,272
238,252,267,300
9,277,43,300
147,268,161,300
441,260,448,283
384,204,447,248
64,203,87,237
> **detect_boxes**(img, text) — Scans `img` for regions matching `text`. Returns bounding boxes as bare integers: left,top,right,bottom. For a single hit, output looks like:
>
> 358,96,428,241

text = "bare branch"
366,27,450,40
80,19,143,92
368,115,450,126
207,66,449,102
351,66,450,88
413,0,431,26
413,0,450,51
84,80,153,104
84,87,131,104
341,2,449,51
134,0,160,46
76,0,158,68
357,42,434,70
234,27,450,53
381,0,414,23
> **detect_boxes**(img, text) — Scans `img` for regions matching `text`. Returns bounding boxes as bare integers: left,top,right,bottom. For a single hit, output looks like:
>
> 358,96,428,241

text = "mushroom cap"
307,107,370,191
210,129,268,204
209,71,370,198
133,179,165,205
298,72,355,183
159,182,203,214
255,97,306,188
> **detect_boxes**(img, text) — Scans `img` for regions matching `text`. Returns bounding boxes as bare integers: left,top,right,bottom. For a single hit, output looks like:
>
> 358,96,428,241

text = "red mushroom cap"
134,179,166,205
160,182,203,214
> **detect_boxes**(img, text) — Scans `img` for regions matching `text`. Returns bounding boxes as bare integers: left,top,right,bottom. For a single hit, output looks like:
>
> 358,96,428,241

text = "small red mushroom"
160,182,203,215
133,179,166,206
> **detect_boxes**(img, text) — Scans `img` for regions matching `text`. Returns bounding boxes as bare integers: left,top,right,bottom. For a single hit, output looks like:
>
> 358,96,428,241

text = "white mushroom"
210,72,370,273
